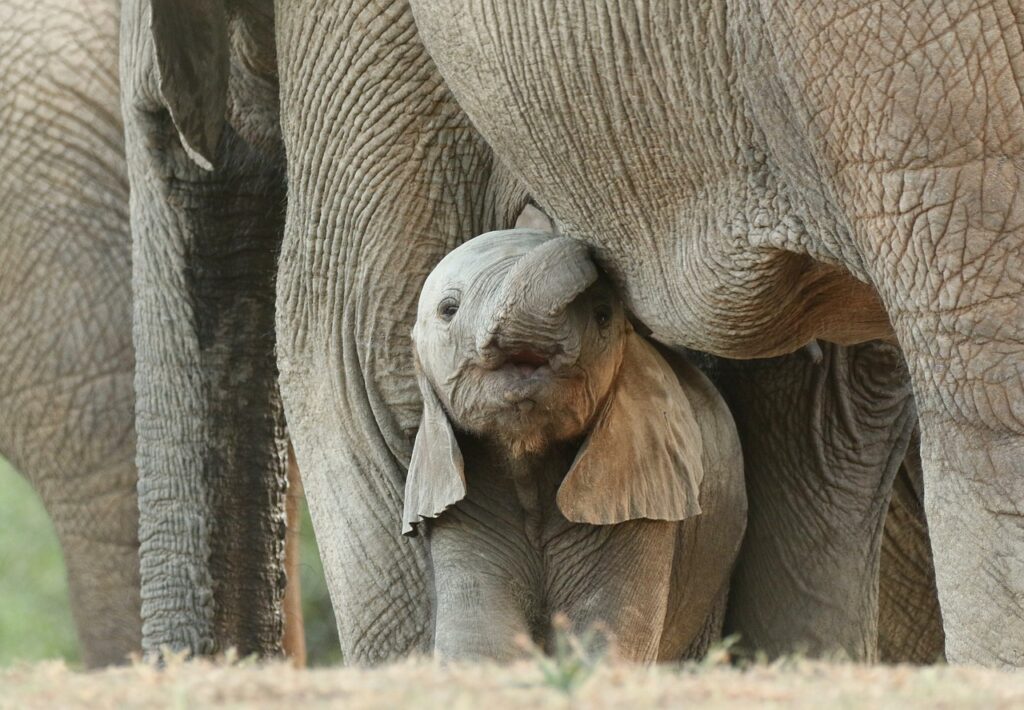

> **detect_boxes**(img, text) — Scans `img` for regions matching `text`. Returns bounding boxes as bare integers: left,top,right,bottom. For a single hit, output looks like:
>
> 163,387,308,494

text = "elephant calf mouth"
505,349,550,377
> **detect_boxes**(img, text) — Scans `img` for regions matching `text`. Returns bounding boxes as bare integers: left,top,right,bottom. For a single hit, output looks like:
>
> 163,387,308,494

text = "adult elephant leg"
0,0,139,667
877,433,945,664
869,235,1024,665
864,142,1024,665
274,0,526,662
748,0,1024,666
42,486,140,667
882,246,1024,666
715,341,916,661
120,0,288,657
282,446,306,666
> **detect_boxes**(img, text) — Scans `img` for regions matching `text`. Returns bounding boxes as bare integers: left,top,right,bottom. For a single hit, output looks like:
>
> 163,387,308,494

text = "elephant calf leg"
547,519,677,663
429,510,537,661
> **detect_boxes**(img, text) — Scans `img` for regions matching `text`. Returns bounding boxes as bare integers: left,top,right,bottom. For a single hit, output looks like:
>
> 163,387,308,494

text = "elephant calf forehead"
420,229,555,301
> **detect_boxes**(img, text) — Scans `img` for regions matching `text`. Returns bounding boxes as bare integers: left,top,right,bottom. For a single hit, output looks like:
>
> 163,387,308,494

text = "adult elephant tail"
121,0,289,659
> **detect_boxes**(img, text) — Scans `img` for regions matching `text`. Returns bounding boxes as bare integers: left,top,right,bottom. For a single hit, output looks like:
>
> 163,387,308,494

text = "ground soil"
3,655,1024,709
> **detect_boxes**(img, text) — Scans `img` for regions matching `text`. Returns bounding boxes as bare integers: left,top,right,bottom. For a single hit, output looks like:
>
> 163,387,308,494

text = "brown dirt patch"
3,657,1023,709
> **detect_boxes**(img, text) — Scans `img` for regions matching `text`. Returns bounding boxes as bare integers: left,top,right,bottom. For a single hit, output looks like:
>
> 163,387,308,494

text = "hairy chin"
455,392,590,458
496,413,588,459
504,430,551,459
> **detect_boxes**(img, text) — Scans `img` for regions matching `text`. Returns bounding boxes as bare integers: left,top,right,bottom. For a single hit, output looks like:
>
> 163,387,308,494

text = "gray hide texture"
121,0,289,658
0,0,139,668
115,0,1014,667
408,0,1024,667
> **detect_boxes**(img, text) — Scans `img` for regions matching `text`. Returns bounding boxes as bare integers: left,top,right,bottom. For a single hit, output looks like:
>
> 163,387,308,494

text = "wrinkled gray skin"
119,0,289,657
878,432,945,664
122,0,1018,666
704,344,926,661
711,344,944,663
406,230,746,661
406,1,1024,667
0,0,140,667
120,0,530,661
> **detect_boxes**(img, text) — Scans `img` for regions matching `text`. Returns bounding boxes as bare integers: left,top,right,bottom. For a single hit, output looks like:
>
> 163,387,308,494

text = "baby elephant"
405,229,746,661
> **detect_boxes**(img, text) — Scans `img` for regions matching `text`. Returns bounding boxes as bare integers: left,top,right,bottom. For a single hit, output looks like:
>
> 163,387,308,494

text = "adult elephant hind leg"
40,467,141,668
855,84,1024,666
273,0,527,663
1,434,140,669
0,359,140,669
882,270,1024,666
715,342,916,662
882,265,1024,666
282,444,306,667
825,47,1024,667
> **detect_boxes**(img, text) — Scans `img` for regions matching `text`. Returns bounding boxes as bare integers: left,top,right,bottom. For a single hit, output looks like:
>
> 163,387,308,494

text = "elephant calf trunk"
479,236,598,362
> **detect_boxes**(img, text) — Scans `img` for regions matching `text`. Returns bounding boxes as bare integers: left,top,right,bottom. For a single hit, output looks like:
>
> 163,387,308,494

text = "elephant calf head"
403,228,705,535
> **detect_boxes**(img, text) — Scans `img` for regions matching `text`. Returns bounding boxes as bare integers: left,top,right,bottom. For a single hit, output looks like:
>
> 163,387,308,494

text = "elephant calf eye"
438,299,459,322
594,304,612,328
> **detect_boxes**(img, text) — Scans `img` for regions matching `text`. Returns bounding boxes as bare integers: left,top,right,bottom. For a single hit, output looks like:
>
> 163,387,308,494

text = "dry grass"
3,653,1024,709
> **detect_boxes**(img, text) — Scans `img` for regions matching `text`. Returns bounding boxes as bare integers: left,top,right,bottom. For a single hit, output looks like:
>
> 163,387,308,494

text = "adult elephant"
0,0,139,667
121,0,528,661
701,342,942,662
0,0,309,667
122,0,1021,666
878,431,945,664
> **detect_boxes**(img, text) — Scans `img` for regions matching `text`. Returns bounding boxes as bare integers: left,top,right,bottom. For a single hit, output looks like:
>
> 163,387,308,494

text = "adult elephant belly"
410,0,891,359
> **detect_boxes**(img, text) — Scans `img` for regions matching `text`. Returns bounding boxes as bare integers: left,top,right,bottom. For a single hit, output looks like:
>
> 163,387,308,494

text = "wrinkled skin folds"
121,0,289,658
0,0,140,667
116,0,1023,667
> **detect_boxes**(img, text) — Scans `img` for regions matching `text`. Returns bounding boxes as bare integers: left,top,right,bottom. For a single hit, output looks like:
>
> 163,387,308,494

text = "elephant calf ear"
402,369,467,536
150,0,229,171
557,334,704,525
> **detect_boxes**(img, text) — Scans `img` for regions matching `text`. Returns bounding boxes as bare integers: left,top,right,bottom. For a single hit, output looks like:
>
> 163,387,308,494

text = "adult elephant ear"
557,333,704,525
402,363,466,537
150,0,229,171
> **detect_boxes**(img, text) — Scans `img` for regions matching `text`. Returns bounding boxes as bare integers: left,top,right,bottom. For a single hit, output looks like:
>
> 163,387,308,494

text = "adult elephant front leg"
121,0,288,657
714,342,916,661
750,0,1024,666
273,0,526,662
